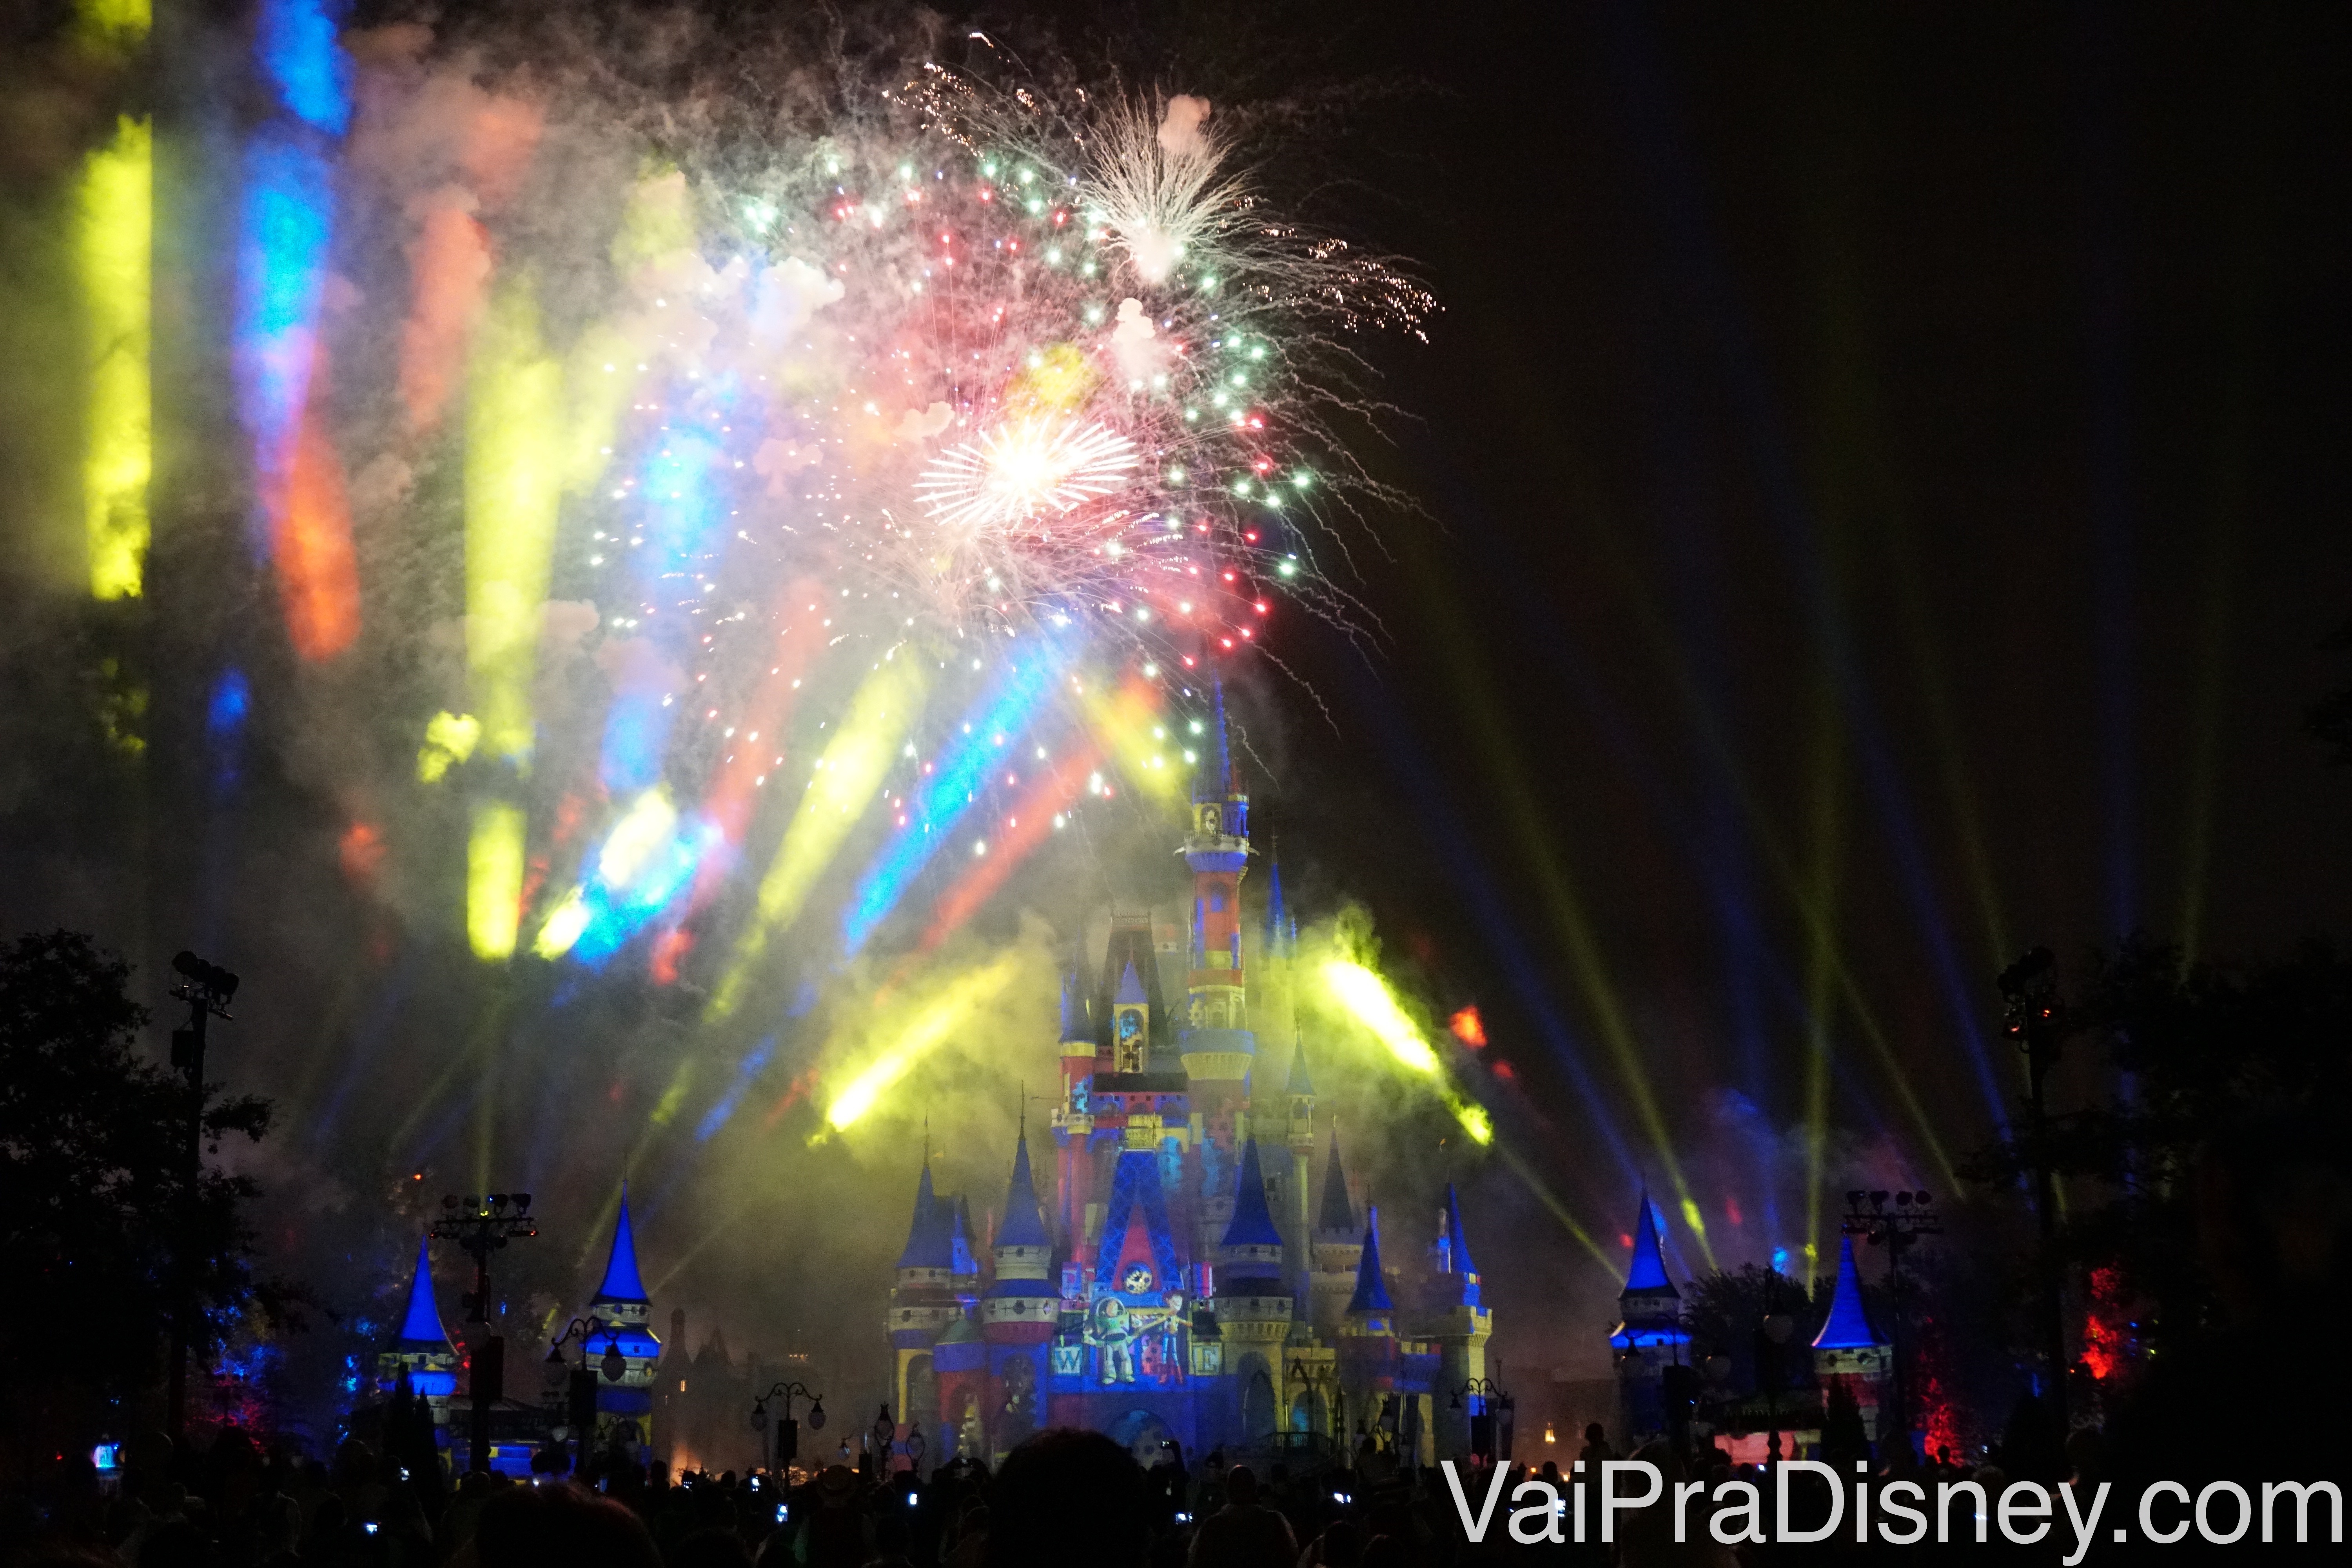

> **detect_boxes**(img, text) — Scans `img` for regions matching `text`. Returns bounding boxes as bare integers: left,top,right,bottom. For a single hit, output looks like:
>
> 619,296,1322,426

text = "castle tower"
887,1160,960,1426
1307,1132,1363,1338
1811,1234,1893,1443
1054,970,1095,1242
981,1130,1060,1329
948,1194,981,1306
1282,1038,1317,1285
1180,681,1254,1110
1256,853,1301,1035
377,1232,461,1424
1608,1191,1690,1443
586,1187,664,1457
1426,1183,1494,1461
1110,960,1151,1075
1343,1208,1395,1338
1216,1140,1295,1441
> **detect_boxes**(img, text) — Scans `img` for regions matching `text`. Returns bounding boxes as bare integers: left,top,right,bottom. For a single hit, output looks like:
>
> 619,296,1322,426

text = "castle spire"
1621,1189,1676,1299
1315,1130,1356,1236
1346,1206,1393,1314
594,1184,650,1305
1285,1032,1315,1096
1220,1138,1285,1253
896,1159,951,1270
1811,1233,1883,1350
999,1125,1049,1248
1444,1181,1479,1279
392,1232,450,1350
1262,853,1291,960
1207,673,1234,797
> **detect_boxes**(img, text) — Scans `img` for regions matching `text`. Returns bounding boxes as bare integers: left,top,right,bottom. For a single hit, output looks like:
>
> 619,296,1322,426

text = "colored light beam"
599,423,730,793
821,953,1022,1134
1076,674,1189,805
534,788,721,967
234,129,332,546
276,383,361,658
75,0,149,50
467,802,526,960
694,1035,777,1142
1320,958,1492,1144
840,635,1078,955
77,115,150,600
650,581,834,983
256,0,352,135
706,653,931,1022
917,739,1102,949
465,281,564,762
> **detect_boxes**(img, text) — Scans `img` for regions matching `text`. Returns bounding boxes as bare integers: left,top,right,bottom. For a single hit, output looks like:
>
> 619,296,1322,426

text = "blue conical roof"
1115,959,1147,1006
1263,859,1290,957
1058,971,1088,1042
897,1161,953,1269
1316,1132,1356,1234
1285,1034,1314,1096
949,1195,979,1275
595,1185,650,1304
998,1131,1050,1248
1221,1140,1285,1250
1622,1190,1677,1299
1347,1206,1393,1314
1445,1182,1479,1278
392,1232,450,1350
1812,1234,1884,1350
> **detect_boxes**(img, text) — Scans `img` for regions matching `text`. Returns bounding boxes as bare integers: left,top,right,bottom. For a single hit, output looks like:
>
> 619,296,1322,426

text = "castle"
371,1195,668,1475
882,689,1499,1469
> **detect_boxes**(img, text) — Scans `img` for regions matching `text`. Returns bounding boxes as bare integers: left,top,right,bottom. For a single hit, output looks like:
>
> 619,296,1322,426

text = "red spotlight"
1448,1005,1486,1048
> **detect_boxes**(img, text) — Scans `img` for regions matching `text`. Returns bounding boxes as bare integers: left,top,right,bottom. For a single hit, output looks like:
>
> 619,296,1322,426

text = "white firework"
1083,95,1245,286
915,417,1140,532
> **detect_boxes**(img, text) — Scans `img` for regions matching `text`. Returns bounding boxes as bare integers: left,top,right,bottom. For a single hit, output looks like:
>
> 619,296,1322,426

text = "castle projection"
882,687,1499,1467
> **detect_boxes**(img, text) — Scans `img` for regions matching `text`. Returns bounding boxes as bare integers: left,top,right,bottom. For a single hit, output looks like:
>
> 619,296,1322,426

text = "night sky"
3,0,2350,1404
1223,0,2352,1254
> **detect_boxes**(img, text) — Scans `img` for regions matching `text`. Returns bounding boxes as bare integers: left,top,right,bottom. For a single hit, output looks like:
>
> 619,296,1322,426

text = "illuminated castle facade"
884,690,1499,1467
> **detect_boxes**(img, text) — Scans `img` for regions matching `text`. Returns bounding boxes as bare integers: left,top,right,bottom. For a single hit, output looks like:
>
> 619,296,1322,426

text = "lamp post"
750,1381,826,1477
1758,1310,1795,1465
164,949,238,1441
1999,946,2072,1437
1843,1187,1944,1458
1450,1376,1511,1465
868,1404,897,1479
550,1315,627,1482
431,1192,537,1475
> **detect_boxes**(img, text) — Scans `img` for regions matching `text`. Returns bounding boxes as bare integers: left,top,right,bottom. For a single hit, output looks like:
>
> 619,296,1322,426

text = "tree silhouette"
0,929,274,1473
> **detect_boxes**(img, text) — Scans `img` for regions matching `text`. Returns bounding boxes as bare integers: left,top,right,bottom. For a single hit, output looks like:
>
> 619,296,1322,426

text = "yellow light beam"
1320,957,1492,1145
1077,675,1189,806
467,802,525,961
705,654,931,1022
465,281,564,764
78,115,151,600
821,953,1024,1135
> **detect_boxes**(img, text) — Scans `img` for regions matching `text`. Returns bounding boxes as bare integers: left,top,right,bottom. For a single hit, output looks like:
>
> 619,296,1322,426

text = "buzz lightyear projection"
1095,1296,1138,1385
1093,1266,1190,1387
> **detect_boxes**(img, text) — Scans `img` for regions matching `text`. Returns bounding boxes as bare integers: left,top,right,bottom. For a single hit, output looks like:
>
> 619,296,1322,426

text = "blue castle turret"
377,1233,460,1416
1609,1190,1690,1444
583,1185,663,1459
1812,1234,1893,1442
